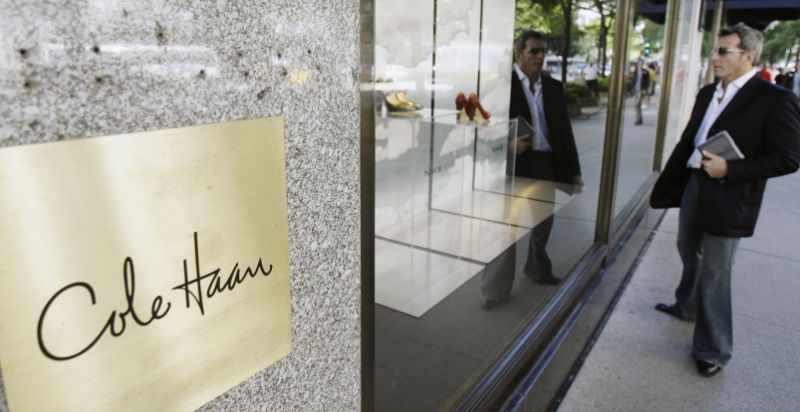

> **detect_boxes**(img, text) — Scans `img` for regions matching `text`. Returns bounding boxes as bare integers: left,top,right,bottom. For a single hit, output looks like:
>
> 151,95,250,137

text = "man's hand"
514,134,531,155
701,150,728,179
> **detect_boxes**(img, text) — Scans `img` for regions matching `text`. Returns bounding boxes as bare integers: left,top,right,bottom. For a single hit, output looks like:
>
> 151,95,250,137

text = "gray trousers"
634,90,643,123
675,173,739,366
481,152,556,300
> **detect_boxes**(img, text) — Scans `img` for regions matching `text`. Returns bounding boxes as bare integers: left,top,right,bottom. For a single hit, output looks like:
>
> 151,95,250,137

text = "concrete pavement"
558,170,800,411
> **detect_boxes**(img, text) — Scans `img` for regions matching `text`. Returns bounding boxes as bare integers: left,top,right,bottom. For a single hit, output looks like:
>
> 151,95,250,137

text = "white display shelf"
432,185,563,230
473,175,577,205
375,239,484,318
376,209,527,264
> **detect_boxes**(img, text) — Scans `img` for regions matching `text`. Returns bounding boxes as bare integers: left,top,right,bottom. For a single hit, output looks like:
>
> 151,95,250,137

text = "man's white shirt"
514,63,551,151
583,66,598,81
687,69,758,168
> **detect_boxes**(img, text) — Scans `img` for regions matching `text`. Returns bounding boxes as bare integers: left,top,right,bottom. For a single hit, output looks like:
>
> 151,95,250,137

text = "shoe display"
455,91,490,124
464,95,476,121
386,91,422,112
455,92,467,111
387,111,422,118
696,360,722,377
470,93,491,120
654,303,693,321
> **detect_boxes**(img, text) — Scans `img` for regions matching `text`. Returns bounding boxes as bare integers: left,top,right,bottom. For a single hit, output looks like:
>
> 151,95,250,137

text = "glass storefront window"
613,1,666,218
372,1,622,409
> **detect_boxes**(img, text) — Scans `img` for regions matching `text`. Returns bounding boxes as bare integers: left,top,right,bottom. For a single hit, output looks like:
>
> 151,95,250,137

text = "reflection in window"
615,6,665,218
373,1,614,410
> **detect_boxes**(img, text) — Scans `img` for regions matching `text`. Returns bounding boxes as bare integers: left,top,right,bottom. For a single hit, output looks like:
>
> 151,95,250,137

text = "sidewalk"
558,170,800,411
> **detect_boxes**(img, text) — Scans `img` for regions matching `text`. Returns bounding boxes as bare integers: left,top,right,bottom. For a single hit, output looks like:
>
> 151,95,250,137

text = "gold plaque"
0,118,292,411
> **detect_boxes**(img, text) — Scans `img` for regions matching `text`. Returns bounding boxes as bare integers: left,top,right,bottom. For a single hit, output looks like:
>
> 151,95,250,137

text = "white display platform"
474,175,577,205
375,239,484,317
433,186,563,229
376,209,528,264
373,115,584,317
374,177,578,318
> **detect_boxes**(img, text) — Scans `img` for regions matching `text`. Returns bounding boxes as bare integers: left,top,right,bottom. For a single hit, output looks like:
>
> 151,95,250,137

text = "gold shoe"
394,91,422,110
385,92,420,112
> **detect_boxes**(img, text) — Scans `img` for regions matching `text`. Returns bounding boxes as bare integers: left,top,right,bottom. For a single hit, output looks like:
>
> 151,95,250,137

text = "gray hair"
514,30,546,55
719,23,764,63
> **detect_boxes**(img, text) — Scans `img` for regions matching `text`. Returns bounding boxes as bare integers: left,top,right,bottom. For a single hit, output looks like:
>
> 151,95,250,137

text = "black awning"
639,0,800,30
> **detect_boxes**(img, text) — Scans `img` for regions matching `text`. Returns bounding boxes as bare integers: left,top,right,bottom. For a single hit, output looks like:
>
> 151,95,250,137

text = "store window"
372,1,621,409
613,1,666,218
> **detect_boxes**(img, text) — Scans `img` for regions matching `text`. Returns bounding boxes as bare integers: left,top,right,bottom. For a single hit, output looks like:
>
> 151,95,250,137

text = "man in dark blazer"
651,23,800,377
507,32,582,186
482,30,583,309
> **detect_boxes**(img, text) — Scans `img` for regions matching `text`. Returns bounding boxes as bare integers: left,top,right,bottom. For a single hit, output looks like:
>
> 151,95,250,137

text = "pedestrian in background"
757,62,773,82
583,60,599,97
775,67,787,88
630,57,650,125
645,62,657,107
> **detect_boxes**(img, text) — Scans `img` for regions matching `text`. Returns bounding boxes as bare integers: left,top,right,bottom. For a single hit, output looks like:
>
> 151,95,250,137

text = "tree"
640,18,665,57
763,20,800,67
516,0,582,84
515,0,562,40
558,0,575,84
576,0,616,76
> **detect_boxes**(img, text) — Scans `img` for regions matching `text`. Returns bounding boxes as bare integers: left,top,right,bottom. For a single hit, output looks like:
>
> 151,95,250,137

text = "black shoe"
538,274,561,285
654,303,693,321
481,296,508,310
635,120,643,125
696,360,722,377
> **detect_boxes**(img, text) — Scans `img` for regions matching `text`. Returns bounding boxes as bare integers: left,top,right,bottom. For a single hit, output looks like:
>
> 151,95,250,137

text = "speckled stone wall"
0,1,361,411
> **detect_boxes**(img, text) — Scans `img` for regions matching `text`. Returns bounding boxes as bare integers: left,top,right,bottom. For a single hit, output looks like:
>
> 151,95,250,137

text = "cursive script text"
171,232,272,315
37,257,171,361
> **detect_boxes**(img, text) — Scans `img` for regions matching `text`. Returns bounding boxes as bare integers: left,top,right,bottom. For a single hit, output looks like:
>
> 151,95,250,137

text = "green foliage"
640,19,665,55
514,0,583,57
549,28,585,58
763,20,800,66
597,76,609,92
578,17,601,56
515,0,560,40
515,0,617,74
564,82,593,103
563,88,580,104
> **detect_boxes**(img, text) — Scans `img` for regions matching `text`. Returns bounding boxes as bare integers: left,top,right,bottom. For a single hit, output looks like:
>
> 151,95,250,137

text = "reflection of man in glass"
482,30,583,309
510,31,583,281
481,31,583,309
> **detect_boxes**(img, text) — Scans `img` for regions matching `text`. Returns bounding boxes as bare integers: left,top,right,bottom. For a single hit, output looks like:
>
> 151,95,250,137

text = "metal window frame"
359,0,375,410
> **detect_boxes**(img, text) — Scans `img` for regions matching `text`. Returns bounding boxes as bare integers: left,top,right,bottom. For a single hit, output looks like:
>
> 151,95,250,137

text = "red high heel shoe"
455,92,467,111
469,93,491,120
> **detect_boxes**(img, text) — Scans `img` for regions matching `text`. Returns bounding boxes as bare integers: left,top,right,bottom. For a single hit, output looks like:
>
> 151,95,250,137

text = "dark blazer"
507,70,581,183
650,75,800,237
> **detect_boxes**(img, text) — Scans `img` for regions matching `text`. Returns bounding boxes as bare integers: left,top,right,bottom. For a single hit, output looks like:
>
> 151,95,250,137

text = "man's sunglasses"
524,47,547,55
712,46,746,55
